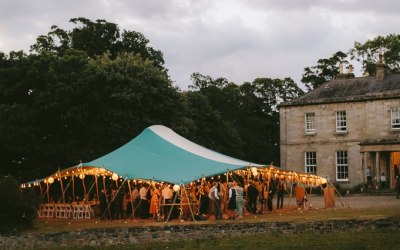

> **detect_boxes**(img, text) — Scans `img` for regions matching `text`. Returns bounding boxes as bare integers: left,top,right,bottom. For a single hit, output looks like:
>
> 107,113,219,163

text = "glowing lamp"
48,177,54,184
173,184,180,192
79,173,85,179
111,173,119,181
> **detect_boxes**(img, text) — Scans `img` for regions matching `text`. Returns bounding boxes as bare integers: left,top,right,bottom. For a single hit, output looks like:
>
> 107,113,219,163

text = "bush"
0,175,40,234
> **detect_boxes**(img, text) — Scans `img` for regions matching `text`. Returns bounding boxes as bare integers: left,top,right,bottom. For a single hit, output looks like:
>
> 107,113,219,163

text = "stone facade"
280,73,400,189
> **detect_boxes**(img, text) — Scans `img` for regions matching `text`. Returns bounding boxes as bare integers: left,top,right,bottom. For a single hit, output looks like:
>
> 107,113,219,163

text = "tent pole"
182,183,197,223
164,186,178,225
95,175,99,203
46,181,50,203
127,180,134,220
38,181,43,195
60,177,65,203
82,177,87,198
72,176,75,202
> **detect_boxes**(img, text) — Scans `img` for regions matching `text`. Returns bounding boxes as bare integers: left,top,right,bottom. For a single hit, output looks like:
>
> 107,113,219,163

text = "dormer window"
336,110,347,132
391,107,400,129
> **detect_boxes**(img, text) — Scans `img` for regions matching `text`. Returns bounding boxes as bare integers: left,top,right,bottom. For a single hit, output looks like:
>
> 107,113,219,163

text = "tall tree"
185,73,303,165
301,51,348,91
31,17,165,69
1,45,178,181
350,34,400,75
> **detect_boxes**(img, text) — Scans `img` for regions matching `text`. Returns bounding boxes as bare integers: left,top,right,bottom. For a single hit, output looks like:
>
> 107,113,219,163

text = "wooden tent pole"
38,181,43,195
182,184,197,223
60,177,65,203
95,175,99,202
82,177,87,197
127,180,134,220
72,176,75,202
46,181,50,203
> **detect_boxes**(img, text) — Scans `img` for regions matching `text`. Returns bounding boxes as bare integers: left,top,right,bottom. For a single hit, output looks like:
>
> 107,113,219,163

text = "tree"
31,17,165,69
350,34,400,75
0,49,179,181
0,175,40,233
301,51,348,91
185,73,304,165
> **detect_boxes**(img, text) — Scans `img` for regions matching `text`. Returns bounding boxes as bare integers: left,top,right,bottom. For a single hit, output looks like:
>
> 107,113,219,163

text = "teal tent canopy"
84,125,261,184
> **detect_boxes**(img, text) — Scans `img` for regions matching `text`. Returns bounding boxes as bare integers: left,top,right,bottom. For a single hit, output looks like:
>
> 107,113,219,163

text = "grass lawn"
52,231,400,250
25,195,400,249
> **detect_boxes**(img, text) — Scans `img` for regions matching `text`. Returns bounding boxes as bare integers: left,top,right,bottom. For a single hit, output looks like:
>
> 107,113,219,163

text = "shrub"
0,175,40,234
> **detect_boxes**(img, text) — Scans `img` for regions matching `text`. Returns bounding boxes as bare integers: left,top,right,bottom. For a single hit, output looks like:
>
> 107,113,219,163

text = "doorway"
391,152,400,188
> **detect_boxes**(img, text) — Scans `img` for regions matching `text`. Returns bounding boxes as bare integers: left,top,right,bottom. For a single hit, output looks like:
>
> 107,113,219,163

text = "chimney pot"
376,54,385,81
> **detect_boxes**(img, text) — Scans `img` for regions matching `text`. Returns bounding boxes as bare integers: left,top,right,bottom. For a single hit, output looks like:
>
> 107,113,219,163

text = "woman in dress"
149,184,160,220
227,182,237,219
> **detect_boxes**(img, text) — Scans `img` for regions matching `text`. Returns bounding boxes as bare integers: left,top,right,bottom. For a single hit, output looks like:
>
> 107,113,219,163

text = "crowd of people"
97,176,289,221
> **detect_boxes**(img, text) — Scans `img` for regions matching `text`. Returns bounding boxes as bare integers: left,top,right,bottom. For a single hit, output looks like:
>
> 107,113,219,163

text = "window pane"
305,113,315,133
391,107,400,129
305,151,317,174
336,151,348,181
336,111,347,132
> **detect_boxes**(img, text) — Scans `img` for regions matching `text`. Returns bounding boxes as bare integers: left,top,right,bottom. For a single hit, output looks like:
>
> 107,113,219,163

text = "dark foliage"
0,176,40,234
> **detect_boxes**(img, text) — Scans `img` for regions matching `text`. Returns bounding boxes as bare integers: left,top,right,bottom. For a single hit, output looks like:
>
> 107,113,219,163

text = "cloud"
0,0,399,89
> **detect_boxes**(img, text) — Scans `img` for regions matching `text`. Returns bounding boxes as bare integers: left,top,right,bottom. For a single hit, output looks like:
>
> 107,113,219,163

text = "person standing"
276,178,286,209
267,178,276,212
161,184,173,219
227,182,237,219
139,183,149,219
149,185,161,220
131,185,139,218
99,188,110,220
380,173,386,189
197,183,209,217
365,167,372,187
209,182,222,220
234,182,244,219
247,181,259,214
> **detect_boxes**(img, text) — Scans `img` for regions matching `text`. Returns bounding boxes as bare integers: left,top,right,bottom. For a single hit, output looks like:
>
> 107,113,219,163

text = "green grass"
27,203,400,250
29,207,400,234
53,231,400,250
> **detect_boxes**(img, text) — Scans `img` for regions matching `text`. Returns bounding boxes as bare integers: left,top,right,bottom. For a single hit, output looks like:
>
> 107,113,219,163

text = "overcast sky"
1,0,399,89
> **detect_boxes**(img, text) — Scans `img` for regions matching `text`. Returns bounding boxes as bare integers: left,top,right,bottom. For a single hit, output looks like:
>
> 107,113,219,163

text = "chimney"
376,54,385,81
345,64,355,79
336,63,345,79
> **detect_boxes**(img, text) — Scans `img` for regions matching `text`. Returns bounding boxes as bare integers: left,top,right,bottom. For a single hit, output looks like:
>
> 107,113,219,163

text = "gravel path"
304,194,400,209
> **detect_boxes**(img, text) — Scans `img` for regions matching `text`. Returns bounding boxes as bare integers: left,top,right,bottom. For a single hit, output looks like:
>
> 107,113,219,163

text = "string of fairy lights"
20,165,328,204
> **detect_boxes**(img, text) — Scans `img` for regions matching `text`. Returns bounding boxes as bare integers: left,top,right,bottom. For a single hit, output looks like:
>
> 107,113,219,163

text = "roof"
83,125,261,184
280,74,400,107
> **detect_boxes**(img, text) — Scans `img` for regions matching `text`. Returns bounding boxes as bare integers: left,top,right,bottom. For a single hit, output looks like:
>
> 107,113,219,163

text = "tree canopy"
301,34,400,91
2,18,399,183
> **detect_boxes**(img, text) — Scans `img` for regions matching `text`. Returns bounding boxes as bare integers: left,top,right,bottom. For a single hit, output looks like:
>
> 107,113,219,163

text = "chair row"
38,204,95,219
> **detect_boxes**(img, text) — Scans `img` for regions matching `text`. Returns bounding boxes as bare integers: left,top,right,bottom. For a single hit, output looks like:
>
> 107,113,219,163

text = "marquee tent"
83,125,261,184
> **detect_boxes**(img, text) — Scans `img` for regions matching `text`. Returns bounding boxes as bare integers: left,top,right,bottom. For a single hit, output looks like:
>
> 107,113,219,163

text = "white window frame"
305,112,316,134
391,107,400,129
335,110,347,132
336,151,348,181
305,151,317,174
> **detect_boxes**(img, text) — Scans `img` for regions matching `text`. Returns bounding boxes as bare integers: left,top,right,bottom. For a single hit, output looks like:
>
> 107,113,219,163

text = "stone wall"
280,99,400,188
1,218,399,249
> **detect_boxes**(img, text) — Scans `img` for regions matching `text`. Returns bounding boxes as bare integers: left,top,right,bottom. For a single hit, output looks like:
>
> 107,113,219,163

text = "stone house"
279,63,400,189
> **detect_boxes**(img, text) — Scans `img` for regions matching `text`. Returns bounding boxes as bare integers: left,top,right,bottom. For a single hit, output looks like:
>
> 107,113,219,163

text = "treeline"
1,18,399,182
